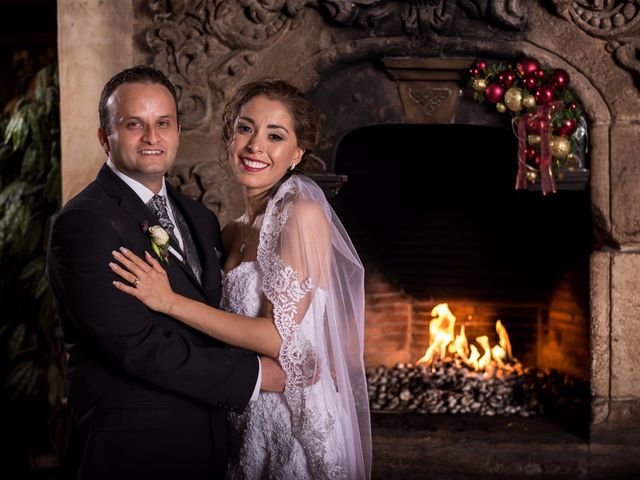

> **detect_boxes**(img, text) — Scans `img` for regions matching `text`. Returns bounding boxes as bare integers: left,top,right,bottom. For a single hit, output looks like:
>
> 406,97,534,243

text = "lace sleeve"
258,175,371,480
258,187,328,387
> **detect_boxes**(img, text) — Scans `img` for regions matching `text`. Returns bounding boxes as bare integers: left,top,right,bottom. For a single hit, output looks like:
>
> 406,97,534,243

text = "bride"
111,79,371,479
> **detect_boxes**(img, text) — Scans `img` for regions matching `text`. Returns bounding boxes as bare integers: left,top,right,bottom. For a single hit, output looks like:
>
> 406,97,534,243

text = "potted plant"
0,61,65,474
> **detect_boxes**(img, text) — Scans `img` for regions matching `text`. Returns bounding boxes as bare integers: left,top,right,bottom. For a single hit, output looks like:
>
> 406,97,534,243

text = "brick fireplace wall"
363,260,588,381
539,268,590,381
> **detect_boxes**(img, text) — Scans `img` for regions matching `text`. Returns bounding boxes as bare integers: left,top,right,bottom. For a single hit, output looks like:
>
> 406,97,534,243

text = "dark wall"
0,0,57,108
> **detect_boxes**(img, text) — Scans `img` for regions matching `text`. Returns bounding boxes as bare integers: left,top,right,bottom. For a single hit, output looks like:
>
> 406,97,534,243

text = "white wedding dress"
220,175,371,480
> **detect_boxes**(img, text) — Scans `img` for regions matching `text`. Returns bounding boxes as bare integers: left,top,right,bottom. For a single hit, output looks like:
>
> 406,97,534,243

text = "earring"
289,163,296,171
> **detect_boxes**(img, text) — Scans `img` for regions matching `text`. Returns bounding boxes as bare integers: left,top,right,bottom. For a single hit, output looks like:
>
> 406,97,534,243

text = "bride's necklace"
239,199,266,254
239,214,250,254
239,213,256,254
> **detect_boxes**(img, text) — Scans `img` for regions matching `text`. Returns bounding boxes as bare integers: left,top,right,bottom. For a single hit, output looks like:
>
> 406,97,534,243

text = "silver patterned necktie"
147,194,202,283
148,194,175,233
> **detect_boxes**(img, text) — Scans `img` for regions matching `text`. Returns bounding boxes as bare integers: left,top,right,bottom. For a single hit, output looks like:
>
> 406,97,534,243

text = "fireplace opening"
331,123,591,426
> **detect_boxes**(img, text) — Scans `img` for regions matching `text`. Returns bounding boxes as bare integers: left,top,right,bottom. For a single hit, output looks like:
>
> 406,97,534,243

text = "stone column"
57,0,134,203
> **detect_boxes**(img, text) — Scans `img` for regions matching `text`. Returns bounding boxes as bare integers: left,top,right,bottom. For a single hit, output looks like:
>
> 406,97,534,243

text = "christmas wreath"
468,57,587,195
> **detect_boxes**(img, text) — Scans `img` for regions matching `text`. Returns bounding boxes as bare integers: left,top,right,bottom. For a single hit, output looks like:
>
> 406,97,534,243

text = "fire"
417,303,515,371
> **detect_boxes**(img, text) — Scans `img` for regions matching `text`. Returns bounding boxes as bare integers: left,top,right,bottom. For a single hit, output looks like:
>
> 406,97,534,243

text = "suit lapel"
97,164,154,227
96,164,208,296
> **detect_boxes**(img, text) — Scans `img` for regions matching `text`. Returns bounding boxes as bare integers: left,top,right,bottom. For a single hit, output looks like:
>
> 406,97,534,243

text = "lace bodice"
220,262,261,318
221,262,346,480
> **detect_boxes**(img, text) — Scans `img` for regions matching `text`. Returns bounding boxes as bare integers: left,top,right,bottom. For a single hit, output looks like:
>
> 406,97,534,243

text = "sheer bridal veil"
258,174,371,479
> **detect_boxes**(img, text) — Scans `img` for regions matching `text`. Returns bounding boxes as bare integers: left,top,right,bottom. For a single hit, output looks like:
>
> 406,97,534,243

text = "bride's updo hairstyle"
222,79,320,195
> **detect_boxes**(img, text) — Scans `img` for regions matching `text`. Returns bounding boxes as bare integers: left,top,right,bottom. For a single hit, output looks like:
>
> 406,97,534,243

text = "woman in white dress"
111,80,371,479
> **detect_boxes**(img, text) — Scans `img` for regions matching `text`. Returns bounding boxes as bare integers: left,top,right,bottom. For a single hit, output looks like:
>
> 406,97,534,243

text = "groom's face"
98,82,180,192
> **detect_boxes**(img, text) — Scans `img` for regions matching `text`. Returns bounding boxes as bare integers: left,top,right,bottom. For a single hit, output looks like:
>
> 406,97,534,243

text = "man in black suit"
47,66,283,479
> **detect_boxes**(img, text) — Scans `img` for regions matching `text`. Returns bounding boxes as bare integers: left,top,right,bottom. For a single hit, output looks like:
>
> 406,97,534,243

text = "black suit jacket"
46,164,258,479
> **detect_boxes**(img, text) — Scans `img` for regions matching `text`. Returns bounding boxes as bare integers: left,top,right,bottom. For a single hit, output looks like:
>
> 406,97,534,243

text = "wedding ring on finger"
133,277,140,287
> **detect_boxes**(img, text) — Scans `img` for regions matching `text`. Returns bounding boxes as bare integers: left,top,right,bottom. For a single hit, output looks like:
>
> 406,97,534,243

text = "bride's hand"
110,247,176,314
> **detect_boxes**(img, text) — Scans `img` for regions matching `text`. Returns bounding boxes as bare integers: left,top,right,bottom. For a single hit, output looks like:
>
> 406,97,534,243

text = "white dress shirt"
106,160,261,400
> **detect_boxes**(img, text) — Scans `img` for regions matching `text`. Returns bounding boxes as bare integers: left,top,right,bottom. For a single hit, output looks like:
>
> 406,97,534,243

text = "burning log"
366,360,587,418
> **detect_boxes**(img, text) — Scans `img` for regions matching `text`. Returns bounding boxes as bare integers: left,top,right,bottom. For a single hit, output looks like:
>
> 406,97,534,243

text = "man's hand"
259,356,285,392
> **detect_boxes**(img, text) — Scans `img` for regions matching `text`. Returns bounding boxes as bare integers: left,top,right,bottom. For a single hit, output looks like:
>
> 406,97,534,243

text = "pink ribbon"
515,101,562,195
515,115,528,190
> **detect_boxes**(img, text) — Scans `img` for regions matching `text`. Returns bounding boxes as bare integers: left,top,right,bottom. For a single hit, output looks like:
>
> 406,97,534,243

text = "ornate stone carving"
408,88,451,117
208,0,306,50
552,0,640,37
551,1,640,83
318,0,526,32
144,0,306,131
168,161,238,216
143,0,528,132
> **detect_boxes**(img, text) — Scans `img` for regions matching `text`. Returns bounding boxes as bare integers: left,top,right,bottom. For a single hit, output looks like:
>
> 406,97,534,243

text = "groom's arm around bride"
46,65,282,480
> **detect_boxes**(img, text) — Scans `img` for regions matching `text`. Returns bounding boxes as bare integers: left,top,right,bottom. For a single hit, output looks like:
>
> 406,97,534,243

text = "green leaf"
34,274,49,299
19,255,45,282
4,110,28,151
152,241,161,257
8,323,26,360
5,360,41,398
20,144,39,177
35,68,47,101
44,157,60,202
0,180,26,207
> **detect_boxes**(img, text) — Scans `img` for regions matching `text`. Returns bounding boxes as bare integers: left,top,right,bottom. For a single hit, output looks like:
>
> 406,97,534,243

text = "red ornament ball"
484,83,505,103
534,69,545,79
498,70,517,88
526,115,551,134
568,102,579,111
522,76,537,89
534,155,541,166
475,60,487,71
556,118,578,136
517,57,540,77
534,85,555,105
548,69,570,89
469,67,480,77
525,146,537,161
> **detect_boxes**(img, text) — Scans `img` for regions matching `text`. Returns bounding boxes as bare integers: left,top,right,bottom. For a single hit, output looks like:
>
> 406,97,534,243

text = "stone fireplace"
58,0,640,446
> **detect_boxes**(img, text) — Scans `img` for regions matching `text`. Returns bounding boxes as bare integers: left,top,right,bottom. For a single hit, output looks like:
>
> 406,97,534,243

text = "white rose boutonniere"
142,221,171,263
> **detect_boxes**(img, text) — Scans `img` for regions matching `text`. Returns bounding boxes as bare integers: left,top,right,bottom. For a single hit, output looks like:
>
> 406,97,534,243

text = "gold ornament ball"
527,134,541,145
522,94,536,109
503,88,523,112
550,136,572,158
472,78,487,92
526,170,538,183
496,102,507,113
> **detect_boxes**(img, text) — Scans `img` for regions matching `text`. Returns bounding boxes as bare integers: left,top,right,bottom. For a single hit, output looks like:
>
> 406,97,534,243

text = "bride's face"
228,95,304,198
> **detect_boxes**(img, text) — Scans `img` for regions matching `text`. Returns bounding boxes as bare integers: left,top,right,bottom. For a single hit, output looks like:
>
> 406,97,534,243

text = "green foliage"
0,63,65,408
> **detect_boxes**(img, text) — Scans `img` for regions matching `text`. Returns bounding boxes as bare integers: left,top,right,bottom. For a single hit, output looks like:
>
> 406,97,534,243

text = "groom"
47,66,283,479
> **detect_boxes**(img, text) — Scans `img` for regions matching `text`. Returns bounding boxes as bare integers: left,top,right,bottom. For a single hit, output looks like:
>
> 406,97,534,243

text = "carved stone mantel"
136,0,637,216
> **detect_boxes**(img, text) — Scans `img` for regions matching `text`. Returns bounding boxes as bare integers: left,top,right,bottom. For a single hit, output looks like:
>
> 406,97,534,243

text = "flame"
417,303,456,364
417,303,515,371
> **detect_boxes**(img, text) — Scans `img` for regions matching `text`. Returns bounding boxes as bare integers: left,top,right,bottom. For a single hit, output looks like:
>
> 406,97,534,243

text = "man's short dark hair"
98,65,180,134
